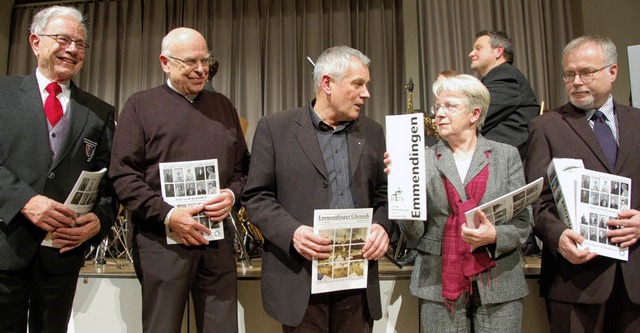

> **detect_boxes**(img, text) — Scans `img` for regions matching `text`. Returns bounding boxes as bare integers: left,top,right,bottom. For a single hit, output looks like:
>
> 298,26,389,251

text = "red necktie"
45,82,63,126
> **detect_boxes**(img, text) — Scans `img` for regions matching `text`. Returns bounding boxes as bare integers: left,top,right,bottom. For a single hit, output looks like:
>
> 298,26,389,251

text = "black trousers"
546,265,640,333
133,220,238,333
282,289,373,333
0,255,79,333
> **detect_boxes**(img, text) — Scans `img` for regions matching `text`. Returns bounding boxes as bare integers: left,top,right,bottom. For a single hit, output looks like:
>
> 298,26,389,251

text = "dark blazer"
0,74,116,274
525,101,640,305
481,63,540,159
242,106,391,326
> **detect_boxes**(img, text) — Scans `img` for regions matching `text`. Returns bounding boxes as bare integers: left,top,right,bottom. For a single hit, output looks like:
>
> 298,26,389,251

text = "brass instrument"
232,206,263,265
405,77,439,138
236,206,264,246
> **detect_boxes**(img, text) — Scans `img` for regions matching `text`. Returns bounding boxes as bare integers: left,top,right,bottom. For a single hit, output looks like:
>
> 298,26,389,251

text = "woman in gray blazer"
387,74,530,332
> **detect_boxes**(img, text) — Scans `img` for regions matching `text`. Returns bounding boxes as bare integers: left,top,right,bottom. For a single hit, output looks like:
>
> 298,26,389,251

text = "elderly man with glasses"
110,27,250,332
526,35,640,332
0,5,116,332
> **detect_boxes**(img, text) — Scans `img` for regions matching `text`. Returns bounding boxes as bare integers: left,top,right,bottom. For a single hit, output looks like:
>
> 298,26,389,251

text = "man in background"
110,27,249,332
469,30,539,160
0,5,116,332
470,30,541,256
203,55,219,92
526,35,640,332
243,46,390,332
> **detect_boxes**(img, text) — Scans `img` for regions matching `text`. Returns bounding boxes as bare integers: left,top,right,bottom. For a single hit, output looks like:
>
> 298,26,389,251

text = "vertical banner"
628,45,640,108
385,113,427,220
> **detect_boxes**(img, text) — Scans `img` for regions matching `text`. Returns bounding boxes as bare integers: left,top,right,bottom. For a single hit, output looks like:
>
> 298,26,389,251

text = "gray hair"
30,5,88,37
562,35,617,66
313,46,370,90
160,34,174,57
475,30,514,64
432,74,490,132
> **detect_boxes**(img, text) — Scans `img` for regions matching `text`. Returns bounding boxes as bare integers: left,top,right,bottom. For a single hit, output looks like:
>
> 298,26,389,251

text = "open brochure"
159,159,224,245
385,113,427,220
547,158,630,261
464,177,543,228
311,208,372,294
42,168,107,248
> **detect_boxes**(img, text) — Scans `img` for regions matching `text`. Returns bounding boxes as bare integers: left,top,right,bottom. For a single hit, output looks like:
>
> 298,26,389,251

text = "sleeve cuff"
164,207,175,225
222,188,236,205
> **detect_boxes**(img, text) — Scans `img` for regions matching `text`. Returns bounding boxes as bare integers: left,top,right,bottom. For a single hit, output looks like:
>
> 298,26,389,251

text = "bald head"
159,27,210,96
161,27,207,57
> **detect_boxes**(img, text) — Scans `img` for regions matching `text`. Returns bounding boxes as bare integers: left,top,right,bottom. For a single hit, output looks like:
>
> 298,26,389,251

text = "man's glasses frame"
38,34,89,50
561,64,613,83
166,55,213,69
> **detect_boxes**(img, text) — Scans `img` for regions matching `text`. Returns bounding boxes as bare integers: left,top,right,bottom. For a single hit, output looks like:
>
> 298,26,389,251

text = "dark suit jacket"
0,74,116,274
481,63,540,159
242,106,391,326
525,101,640,305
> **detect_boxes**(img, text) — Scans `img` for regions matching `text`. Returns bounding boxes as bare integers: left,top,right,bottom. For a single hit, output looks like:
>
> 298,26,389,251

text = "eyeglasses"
38,34,89,50
561,64,612,83
430,102,464,116
166,55,212,69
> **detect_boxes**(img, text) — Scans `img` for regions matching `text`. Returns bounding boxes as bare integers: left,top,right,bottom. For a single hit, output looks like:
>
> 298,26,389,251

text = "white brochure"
311,208,372,294
42,168,107,247
385,113,427,220
159,159,224,245
547,158,630,261
464,177,543,228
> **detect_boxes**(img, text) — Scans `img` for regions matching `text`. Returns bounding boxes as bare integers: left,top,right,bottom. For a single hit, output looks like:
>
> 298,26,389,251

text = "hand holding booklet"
41,168,107,248
311,208,372,294
547,158,630,261
159,159,225,245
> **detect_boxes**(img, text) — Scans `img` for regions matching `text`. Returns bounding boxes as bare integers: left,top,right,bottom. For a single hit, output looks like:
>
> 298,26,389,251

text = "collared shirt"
308,101,356,209
585,94,618,144
167,79,198,102
35,68,71,115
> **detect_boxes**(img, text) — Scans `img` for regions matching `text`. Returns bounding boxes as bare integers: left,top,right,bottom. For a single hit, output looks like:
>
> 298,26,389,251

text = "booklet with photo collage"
547,158,630,261
159,159,224,245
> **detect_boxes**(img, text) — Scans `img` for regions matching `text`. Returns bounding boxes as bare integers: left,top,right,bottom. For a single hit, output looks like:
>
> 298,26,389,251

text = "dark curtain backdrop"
8,0,404,146
8,0,574,145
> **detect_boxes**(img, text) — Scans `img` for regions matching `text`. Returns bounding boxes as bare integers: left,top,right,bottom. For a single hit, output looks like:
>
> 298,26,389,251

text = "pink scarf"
439,152,495,309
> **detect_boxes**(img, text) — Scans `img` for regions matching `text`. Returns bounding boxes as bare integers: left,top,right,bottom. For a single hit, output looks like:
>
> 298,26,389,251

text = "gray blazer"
0,74,116,273
399,136,530,304
242,105,391,326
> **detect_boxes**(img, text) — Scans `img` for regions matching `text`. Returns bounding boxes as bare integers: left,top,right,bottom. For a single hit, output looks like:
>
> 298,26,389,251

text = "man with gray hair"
110,27,249,332
526,35,640,332
243,46,391,331
0,5,116,332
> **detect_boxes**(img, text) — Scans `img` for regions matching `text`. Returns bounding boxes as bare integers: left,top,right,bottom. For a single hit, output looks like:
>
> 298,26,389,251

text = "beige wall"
573,0,640,106
0,0,14,76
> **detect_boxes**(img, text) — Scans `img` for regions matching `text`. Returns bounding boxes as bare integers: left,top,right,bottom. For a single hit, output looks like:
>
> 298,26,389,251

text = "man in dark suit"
469,30,540,160
242,46,391,331
526,35,640,332
0,5,116,332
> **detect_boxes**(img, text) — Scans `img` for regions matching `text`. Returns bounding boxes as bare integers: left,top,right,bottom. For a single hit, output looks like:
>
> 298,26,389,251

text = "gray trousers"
419,284,523,333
